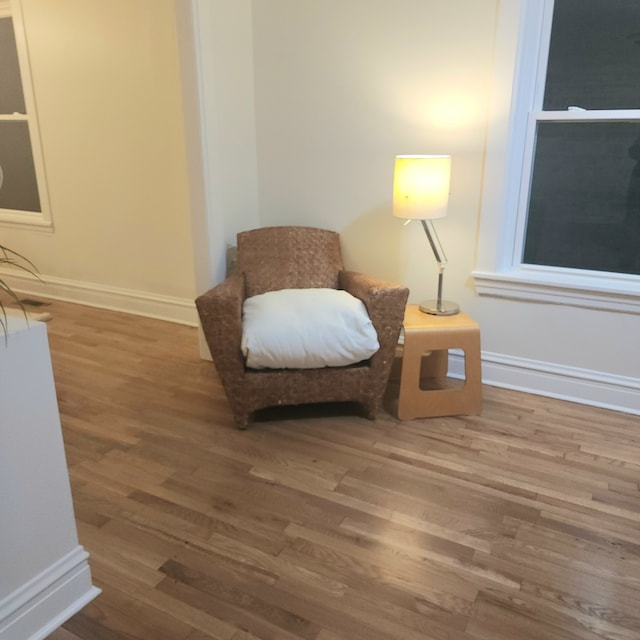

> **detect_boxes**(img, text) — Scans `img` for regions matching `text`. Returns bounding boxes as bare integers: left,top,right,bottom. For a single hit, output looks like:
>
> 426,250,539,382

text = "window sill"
472,267,640,314
0,209,53,231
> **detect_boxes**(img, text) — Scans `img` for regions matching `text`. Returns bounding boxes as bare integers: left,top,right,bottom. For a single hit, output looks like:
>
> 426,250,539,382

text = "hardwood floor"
37,299,640,640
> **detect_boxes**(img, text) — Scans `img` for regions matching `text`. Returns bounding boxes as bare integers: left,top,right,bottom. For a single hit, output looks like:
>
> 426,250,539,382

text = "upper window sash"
473,0,640,314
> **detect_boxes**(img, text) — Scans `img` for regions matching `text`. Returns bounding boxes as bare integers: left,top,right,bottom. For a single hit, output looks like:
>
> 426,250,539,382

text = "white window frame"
0,0,52,230
473,0,640,314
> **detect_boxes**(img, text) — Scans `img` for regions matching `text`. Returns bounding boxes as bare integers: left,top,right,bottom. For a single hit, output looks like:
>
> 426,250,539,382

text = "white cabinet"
0,316,99,640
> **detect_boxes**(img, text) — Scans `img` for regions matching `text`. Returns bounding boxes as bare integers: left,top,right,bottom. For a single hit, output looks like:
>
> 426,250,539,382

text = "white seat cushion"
241,288,380,369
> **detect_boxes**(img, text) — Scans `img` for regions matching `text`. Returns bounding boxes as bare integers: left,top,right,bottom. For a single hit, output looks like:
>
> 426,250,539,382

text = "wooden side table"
396,305,482,420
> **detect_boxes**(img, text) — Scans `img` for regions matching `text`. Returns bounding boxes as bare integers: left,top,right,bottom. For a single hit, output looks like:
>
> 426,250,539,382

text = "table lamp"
393,154,459,316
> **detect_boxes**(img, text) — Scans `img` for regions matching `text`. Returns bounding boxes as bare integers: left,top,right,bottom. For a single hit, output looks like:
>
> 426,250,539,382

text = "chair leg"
231,409,251,430
362,402,378,421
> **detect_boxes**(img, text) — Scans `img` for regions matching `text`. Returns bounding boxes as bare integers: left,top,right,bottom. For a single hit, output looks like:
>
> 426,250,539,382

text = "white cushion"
241,288,380,369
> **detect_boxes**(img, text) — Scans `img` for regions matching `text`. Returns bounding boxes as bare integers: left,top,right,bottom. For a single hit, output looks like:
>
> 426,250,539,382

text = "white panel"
0,317,99,637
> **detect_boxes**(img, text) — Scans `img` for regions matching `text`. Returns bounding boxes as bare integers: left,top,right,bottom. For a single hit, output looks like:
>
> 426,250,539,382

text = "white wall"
251,0,496,293
192,0,260,252
2,0,637,411
0,0,197,322
243,0,638,412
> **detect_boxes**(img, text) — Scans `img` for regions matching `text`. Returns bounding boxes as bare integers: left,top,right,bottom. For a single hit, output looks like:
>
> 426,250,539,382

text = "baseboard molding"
449,350,640,415
0,546,101,640
4,268,637,413
0,269,198,326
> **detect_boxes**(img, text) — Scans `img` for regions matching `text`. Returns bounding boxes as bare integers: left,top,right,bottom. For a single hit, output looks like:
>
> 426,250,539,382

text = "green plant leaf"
0,243,40,341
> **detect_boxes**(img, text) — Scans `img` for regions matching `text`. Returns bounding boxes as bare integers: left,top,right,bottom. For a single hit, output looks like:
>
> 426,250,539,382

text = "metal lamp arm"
420,219,447,268
420,219,459,315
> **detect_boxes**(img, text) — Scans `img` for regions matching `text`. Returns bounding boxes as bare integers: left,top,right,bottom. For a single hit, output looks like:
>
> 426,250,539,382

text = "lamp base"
419,300,460,316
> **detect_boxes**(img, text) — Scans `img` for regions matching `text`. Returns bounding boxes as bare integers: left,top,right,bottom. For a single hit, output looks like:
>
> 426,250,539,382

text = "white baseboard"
449,350,640,416
0,546,101,640
5,268,637,413
0,269,198,326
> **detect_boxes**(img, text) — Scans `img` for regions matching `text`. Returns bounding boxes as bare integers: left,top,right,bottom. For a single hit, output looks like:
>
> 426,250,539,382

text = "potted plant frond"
0,244,39,338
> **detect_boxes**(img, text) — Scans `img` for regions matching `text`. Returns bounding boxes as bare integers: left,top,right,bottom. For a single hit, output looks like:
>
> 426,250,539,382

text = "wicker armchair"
195,226,409,428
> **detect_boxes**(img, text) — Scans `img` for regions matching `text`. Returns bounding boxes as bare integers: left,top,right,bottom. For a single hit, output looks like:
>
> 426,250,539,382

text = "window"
474,0,640,313
0,0,51,228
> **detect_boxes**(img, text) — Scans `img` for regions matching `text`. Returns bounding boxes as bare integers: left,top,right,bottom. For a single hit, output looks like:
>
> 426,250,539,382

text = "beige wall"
244,0,638,407
1,0,196,303
251,0,496,295
2,0,637,409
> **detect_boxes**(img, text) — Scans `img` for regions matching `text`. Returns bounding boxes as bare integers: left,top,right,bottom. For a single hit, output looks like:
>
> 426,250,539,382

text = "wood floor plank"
466,589,607,640
28,299,640,640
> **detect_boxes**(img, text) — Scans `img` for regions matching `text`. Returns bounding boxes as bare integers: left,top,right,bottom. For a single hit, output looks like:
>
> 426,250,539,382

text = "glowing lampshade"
393,155,451,220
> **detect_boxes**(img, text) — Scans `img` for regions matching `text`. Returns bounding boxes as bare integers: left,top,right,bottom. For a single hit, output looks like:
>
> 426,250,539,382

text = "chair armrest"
195,273,246,377
340,270,409,367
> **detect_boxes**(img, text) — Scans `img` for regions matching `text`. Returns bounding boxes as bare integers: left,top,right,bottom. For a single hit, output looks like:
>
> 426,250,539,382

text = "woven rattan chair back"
237,226,343,298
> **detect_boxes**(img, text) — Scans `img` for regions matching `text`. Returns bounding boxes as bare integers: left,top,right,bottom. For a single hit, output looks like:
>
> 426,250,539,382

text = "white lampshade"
392,155,451,220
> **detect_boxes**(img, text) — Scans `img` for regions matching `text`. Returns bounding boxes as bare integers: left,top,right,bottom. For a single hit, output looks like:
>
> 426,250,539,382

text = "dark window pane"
0,121,41,212
543,0,640,111
523,121,640,275
0,17,26,115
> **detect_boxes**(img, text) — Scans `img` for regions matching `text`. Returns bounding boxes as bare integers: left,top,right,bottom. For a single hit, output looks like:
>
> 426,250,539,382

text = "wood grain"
37,299,640,640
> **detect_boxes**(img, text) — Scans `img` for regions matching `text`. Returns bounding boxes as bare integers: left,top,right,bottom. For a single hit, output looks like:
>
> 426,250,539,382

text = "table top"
403,305,479,331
